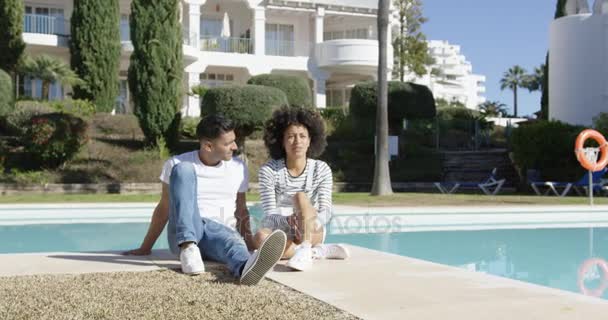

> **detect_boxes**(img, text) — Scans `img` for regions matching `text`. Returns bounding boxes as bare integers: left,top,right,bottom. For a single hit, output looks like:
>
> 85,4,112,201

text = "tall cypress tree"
129,0,183,147
541,0,567,119
0,0,26,75
70,0,121,113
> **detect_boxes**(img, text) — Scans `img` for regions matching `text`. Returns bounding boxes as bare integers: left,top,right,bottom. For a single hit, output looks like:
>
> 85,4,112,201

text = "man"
124,115,286,286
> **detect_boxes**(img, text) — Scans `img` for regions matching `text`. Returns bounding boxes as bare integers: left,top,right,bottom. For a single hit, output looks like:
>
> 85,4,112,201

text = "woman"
254,107,349,271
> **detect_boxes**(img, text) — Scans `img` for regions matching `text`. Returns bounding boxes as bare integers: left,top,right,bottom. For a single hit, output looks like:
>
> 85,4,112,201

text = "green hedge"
22,112,89,169
202,85,288,139
349,81,436,135
510,120,584,181
0,69,13,116
247,74,312,108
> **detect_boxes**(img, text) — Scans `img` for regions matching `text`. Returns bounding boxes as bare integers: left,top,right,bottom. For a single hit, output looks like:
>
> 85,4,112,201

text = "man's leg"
167,163,205,274
198,218,250,277
200,218,286,285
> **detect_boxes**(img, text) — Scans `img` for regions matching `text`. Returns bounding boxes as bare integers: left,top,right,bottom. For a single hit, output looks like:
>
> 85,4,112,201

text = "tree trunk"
513,85,518,117
399,11,405,82
42,81,50,100
371,0,393,196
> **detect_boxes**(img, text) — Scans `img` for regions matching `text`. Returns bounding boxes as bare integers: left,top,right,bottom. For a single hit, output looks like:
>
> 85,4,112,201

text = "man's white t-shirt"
159,151,248,223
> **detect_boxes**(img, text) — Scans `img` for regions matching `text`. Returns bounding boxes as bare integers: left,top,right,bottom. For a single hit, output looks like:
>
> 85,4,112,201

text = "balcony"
24,14,70,36
315,39,393,74
23,14,70,47
201,36,253,54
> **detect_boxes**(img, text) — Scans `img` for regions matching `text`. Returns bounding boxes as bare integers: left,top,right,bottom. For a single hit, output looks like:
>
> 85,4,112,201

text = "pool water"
2,223,608,299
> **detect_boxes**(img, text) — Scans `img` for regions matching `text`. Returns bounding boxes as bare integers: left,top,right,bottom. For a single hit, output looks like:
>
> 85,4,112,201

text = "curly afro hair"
263,107,327,160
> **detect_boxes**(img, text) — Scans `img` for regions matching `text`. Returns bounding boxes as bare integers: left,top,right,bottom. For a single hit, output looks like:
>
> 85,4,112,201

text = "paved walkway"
2,246,608,320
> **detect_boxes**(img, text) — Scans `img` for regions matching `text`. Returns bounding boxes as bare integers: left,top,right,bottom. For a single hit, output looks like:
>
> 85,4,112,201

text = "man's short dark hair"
196,115,235,140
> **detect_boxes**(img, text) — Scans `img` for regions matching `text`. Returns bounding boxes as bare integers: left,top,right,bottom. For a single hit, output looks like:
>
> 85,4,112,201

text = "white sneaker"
179,243,204,275
313,244,350,260
286,243,313,271
240,230,287,286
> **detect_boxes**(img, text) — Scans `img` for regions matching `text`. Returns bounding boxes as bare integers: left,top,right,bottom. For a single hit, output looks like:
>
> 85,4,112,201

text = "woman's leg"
292,192,324,246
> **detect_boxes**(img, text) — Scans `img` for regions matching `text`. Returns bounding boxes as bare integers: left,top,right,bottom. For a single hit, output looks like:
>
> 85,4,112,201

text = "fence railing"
266,39,304,57
200,36,253,54
23,14,69,36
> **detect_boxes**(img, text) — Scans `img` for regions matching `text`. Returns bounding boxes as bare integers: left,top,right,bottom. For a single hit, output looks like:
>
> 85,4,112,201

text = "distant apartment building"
20,0,394,116
403,40,486,110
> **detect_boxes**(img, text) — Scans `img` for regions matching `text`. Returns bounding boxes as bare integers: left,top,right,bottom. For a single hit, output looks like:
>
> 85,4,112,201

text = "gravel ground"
0,264,358,320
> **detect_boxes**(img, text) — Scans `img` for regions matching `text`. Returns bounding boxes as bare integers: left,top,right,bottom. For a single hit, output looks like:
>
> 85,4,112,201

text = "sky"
420,0,555,117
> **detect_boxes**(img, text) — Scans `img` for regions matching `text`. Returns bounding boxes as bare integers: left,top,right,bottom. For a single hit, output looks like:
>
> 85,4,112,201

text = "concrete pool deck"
3,203,608,319
1,246,608,320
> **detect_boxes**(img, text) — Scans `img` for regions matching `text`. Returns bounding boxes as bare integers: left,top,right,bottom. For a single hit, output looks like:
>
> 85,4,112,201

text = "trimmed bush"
247,74,312,108
349,81,436,135
510,120,584,181
180,116,201,139
0,68,13,116
203,85,288,152
22,113,89,169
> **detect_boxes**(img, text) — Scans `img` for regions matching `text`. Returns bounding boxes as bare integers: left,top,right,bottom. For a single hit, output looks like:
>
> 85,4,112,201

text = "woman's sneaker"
240,230,287,286
180,243,205,275
286,242,313,271
312,244,350,260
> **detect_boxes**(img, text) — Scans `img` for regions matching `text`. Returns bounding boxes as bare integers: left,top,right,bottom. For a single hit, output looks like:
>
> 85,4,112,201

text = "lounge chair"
528,168,608,197
434,168,506,195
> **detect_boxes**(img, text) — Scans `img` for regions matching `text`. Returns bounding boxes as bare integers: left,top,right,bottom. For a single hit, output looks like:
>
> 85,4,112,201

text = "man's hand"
122,247,151,256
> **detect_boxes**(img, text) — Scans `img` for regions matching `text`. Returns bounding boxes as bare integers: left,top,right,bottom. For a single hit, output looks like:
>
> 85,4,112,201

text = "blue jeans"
167,162,249,277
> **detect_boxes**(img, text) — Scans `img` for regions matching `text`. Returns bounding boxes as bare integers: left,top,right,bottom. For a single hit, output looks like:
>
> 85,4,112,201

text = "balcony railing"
266,39,297,57
200,36,253,54
23,14,69,36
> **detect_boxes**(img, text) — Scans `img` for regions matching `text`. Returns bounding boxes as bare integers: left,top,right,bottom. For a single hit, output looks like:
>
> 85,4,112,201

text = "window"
18,76,63,100
201,17,231,38
324,28,370,41
120,15,130,41
201,72,235,87
265,23,294,56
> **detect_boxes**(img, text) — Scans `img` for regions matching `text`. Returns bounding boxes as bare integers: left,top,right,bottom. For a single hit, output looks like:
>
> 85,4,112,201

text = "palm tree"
371,0,393,196
478,101,508,117
523,64,545,92
499,65,527,117
19,55,83,100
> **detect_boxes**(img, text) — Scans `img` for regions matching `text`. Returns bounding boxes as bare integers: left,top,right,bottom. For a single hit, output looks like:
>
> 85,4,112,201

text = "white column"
314,7,325,44
314,76,328,109
188,3,201,47
183,72,201,117
253,6,265,55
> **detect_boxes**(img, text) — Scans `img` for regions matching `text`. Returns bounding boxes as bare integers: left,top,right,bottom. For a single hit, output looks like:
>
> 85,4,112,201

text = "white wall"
549,13,607,126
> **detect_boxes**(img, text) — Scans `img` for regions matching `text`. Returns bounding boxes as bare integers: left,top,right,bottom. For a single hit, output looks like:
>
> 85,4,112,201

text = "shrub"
349,81,436,135
203,85,288,151
247,74,312,108
593,112,608,136
320,107,347,135
50,99,96,118
180,116,200,139
3,100,54,136
0,69,13,116
510,120,584,181
22,113,89,169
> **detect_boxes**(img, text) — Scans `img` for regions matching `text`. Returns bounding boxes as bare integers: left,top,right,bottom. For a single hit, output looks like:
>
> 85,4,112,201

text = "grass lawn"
1,192,607,206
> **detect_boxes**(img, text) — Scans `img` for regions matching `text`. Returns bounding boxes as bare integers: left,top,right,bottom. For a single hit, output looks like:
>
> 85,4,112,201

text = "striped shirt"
258,158,333,225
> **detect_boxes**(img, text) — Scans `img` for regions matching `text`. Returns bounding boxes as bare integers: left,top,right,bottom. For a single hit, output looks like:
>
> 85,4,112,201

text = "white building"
549,4,608,126
403,40,486,110
20,0,394,116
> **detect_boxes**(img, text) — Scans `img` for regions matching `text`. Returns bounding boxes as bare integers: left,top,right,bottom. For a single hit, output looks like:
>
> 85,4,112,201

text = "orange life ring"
578,258,608,297
575,129,608,171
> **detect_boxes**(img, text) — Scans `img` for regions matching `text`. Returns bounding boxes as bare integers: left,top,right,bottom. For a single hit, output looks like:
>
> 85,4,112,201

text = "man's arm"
123,183,170,255
235,192,255,251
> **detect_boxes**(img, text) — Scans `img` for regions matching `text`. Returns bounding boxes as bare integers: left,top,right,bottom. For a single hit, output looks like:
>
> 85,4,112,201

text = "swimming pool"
2,204,608,299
